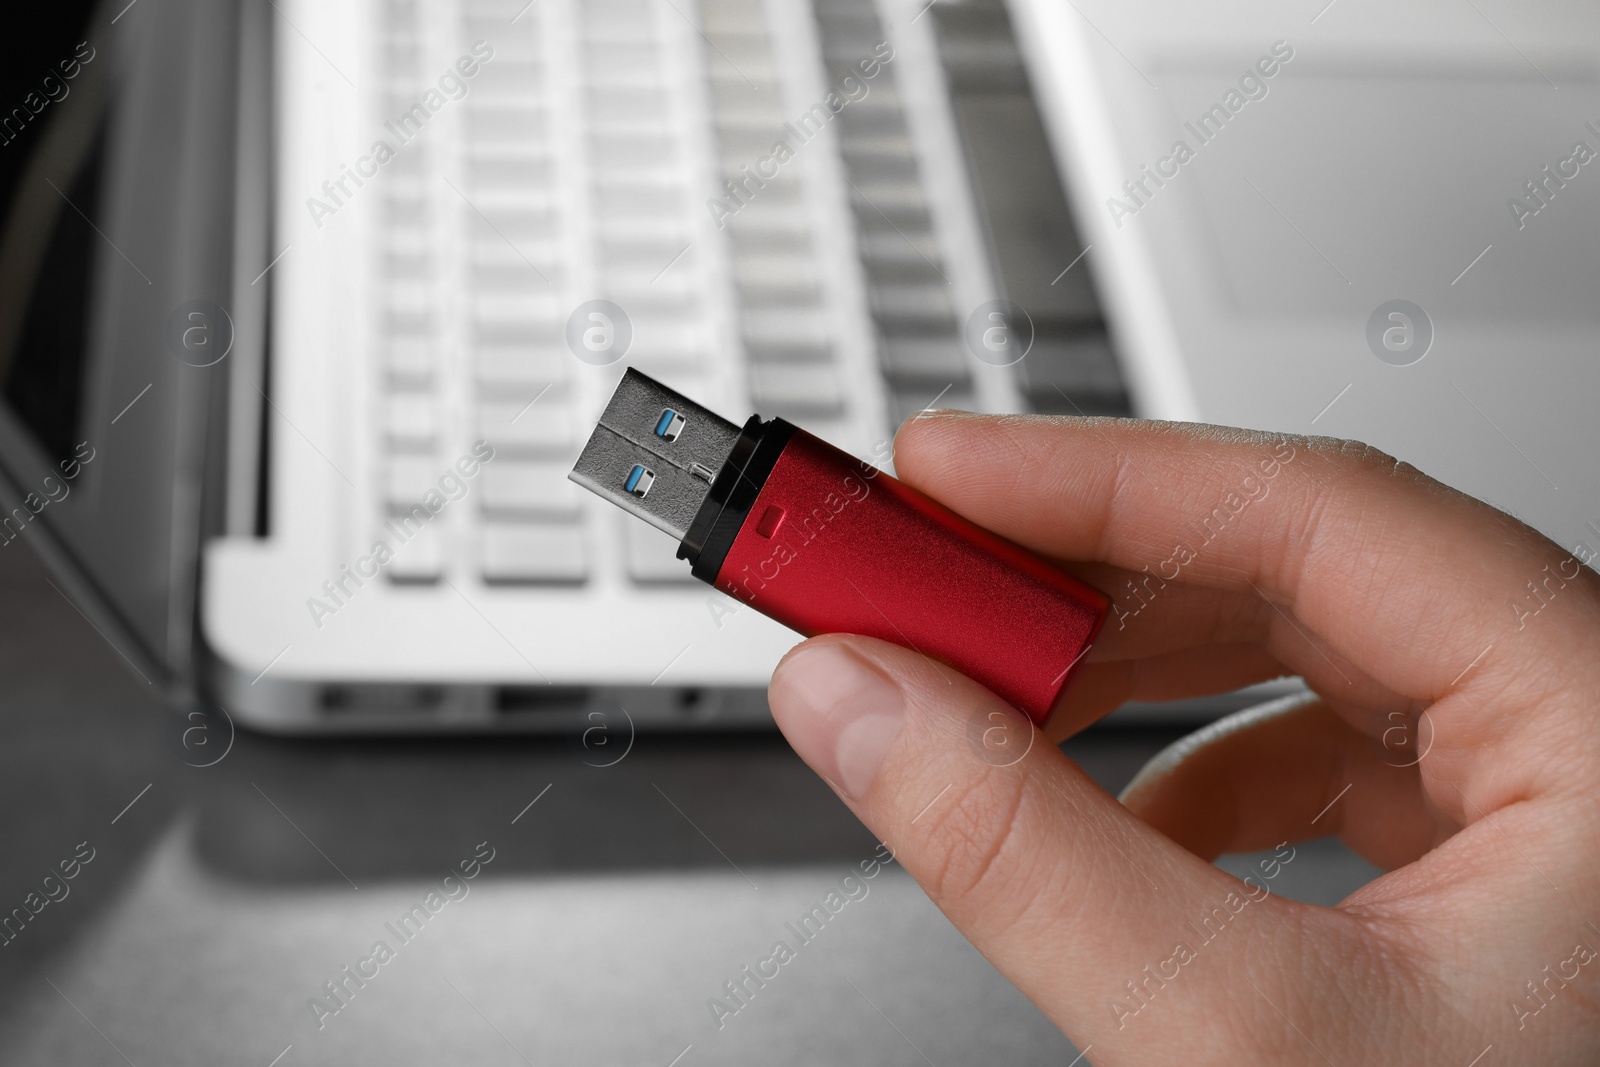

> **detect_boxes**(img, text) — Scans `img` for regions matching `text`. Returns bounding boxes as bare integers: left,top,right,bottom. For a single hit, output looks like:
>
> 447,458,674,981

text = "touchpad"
1152,59,1600,318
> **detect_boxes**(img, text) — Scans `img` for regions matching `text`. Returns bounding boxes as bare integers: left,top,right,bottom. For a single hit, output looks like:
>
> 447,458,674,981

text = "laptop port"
321,684,446,714
495,686,590,714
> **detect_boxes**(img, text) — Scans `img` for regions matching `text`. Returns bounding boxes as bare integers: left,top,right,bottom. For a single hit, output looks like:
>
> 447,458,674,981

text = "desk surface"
0,537,1378,1065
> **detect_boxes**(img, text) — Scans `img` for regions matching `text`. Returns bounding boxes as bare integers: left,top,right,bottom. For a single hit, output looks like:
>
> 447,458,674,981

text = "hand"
766,412,1600,1065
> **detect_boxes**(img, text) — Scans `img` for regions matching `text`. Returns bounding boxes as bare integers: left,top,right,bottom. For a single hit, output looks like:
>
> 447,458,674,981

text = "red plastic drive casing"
711,429,1108,725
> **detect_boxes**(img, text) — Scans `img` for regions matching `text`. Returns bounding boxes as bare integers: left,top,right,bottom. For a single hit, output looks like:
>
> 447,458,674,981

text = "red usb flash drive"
571,368,1109,725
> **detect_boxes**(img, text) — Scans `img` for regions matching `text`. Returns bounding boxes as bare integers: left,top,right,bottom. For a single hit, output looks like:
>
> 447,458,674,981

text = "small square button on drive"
755,505,784,538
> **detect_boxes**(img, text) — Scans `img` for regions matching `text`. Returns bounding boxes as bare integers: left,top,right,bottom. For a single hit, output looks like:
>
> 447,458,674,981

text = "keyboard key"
853,229,939,270
383,192,428,225
473,315,563,347
473,345,567,386
840,133,917,171
466,225,560,265
481,460,580,518
467,202,560,241
870,282,956,325
1018,335,1125,399
383,229,431,256
582,42,661,74
586,86,669,122
384,395,440,449
599,267,695,302
741,307,831,351
625,520,695,584
716,124,793,159
470,186,562,219
726,212,811,251
384,336,437,377
383,304,434,336
481,522,589,583
469,261,560,296
477,396,573,454
732,255,823,303
469,243,562,287
742,337,832,365
838,152,919,190
702,0,766,33
880,334,969,379
385,456,444,506
473,291,564,323
712,34,774,77
603,274,696,308
385,520,443,583
595,210,690,242
382,42,421,69
383,251,431,279
747,363,843,415
598,235,696,272
467,152,556,188
617,316,702,366
591,180,681,218
468,103,552,142
469,63,543,100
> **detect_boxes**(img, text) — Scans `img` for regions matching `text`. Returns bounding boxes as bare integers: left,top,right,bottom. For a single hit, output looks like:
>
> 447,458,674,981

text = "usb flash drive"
569,368,1109,725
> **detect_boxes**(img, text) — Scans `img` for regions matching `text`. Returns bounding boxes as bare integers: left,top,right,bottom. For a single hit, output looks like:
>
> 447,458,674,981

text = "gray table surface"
0,537,1380,1065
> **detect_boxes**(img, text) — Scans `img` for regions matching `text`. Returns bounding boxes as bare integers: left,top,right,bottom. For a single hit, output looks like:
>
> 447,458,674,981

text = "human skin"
767,412,1600,1065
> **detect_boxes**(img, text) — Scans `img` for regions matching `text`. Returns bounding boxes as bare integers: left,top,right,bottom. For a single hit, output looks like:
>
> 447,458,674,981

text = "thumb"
768,634,1385,1063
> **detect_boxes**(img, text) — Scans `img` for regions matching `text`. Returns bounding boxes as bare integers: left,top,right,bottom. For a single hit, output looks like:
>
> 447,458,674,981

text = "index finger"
893,412,1600,726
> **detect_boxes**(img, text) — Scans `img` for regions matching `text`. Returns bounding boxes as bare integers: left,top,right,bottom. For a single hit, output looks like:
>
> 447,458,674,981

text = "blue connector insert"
624,463,655,497
654,408,686,441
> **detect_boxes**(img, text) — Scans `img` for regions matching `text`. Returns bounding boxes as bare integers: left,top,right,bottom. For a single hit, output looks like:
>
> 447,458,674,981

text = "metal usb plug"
569,368,743,540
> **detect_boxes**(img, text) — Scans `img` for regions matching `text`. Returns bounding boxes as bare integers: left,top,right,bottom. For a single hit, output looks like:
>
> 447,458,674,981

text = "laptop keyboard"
703,0,847,423
365,0,1119,588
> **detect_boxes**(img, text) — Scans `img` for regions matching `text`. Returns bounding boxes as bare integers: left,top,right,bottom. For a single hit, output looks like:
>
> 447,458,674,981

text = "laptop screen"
0,2,102,469
0,0,252,691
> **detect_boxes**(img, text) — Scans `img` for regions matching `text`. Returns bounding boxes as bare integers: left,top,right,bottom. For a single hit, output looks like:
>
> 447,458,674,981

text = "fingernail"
770,643,905,801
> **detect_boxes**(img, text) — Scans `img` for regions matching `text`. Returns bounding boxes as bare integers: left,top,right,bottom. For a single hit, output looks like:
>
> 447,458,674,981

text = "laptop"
15,0,1583,737
1,0,1141,733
